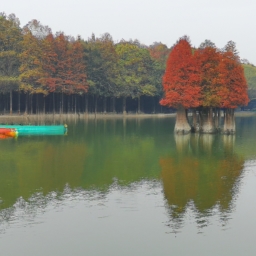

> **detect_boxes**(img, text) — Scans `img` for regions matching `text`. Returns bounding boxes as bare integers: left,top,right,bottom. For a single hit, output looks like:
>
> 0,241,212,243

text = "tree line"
0,13,250,130
0,13,170,115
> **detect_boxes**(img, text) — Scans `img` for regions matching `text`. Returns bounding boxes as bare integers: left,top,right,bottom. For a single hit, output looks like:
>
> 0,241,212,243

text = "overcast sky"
3,0,256,64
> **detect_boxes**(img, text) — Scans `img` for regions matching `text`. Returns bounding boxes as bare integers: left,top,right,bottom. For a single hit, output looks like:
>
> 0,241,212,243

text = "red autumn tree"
41,33,58,93
218,41,249,134
160,36,201,134
68,38,87,94
53,33,87,113
194,41,222,133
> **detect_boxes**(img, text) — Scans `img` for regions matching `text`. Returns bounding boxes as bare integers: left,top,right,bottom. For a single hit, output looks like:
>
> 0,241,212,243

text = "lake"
0,116,256,256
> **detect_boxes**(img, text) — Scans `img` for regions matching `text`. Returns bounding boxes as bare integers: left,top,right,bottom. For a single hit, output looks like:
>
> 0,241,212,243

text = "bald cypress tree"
160,36,201,134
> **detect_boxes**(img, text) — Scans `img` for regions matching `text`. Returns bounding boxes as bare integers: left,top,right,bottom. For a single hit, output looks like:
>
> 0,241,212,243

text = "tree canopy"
0,12,252,118
160,36,201,109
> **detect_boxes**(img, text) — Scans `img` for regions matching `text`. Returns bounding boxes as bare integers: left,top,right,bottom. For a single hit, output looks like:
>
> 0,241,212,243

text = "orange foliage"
42,33,88,94
149,43,169,62
56,34,87,94
161,37,249,111
160,37,201,109
40,33,58,92
160,157,199,207
218,51,249,108
194,46,222,107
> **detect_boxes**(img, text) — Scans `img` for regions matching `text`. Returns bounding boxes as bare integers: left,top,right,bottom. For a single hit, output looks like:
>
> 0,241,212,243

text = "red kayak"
0,128,17,138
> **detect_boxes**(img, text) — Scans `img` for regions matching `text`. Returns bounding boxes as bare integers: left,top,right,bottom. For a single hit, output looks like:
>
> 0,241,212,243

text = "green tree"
149,42,170,112
116,40,157,114
0,13,22,114
83,33,118,113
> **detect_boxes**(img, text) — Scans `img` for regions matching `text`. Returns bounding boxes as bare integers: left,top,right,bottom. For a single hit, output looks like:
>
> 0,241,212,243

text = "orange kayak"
0,128,17,138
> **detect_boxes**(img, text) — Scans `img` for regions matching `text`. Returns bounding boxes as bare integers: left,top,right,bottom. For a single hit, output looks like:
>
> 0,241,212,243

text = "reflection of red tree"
160,157,199,211
214,157,243,211
160,154,244,216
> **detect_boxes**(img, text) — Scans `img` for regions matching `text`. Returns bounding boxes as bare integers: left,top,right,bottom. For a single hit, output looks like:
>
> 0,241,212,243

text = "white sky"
2,0,256,64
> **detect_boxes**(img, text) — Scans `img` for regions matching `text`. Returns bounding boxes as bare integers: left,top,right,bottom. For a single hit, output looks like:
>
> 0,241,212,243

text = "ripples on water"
0,117,256,255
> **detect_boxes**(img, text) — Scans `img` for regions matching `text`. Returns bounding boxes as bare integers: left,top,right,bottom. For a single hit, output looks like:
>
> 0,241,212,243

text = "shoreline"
0,111,255,124
0,113,176,124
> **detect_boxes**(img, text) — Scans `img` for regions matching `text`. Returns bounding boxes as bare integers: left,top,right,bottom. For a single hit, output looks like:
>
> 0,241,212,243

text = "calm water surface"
0,116,256,256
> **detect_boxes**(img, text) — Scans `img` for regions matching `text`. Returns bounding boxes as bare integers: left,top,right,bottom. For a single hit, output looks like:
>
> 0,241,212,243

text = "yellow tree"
19,29,46,113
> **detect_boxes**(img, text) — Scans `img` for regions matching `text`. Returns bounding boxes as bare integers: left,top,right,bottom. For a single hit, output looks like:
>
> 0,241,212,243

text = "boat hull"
0,128,17,138
0,125,67,136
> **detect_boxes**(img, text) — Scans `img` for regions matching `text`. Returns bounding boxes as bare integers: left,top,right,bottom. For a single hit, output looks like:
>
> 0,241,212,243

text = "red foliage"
218,51,249,108
68,40,88,93
160,37,201,109
44,33,88,94
149,43,169,62
41,33,58,92
194,46,221,107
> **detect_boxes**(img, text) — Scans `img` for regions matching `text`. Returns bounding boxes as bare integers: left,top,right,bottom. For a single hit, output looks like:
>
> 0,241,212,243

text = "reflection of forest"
0,138,86,210
0,119,170,211
160,133,244,230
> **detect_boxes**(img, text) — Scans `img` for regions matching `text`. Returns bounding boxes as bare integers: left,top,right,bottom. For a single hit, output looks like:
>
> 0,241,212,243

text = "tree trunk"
112,97,116,113
223,108,235,134
94,95,98,115
10,90,12,115
152,97,156,114
199,107,217,134
103,96,107,114
141,96,144,113
138,96,141,114
218,109,221,129
71,95,74,113
18,90,20,115
85,94,88,114
67,96,70,113
191,109,199,132
61,92,64,114
3,94,6,115
214,108,221,131
43,96,46,114
25,93,28,114
30,94,33,114
36,94,39,114
53,93,55,115
123,97,127,115
174,105,191,134
75,95,77,115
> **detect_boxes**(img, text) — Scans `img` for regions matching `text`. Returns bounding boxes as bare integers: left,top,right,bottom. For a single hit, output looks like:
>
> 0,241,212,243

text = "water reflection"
160,133,244,233
0,117,252,241
0,139,86,210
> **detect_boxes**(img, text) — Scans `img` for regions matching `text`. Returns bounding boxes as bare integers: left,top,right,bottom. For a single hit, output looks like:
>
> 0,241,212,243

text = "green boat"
0,125,67,136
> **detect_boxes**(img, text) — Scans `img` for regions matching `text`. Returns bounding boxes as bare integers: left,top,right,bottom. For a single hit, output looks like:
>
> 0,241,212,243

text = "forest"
0,12,256,118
